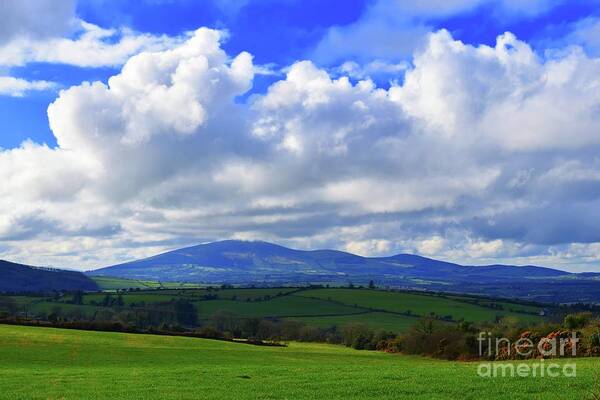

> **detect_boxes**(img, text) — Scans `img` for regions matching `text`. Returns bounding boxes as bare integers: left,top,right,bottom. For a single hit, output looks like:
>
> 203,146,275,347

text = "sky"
1,0,600,272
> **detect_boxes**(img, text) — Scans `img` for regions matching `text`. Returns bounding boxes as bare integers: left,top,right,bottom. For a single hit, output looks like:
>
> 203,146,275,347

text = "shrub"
351,333,373,350
195,326,224,339
399,318,473,360
564,312,593,330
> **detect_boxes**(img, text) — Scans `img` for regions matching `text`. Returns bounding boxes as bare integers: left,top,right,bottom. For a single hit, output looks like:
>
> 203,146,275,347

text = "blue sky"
3,0,599,150
2,0,600,271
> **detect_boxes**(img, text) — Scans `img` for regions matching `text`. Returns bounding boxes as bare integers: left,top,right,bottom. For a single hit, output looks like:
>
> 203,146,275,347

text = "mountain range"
91,240,600,303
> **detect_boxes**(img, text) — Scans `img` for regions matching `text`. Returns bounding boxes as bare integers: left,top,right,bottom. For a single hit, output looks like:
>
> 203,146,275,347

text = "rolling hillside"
90,240,600,302
0,324,597,399
5,287,544,332
0,260,98,293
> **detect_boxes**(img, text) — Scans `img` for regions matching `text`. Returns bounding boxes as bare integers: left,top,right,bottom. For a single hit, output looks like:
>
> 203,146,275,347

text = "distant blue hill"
0,260,98,293
90,240,600,303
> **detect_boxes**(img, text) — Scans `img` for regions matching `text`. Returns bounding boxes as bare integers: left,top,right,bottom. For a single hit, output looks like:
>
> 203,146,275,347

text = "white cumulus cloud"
0,76,56,97
2,27,600,272
0,20,180,68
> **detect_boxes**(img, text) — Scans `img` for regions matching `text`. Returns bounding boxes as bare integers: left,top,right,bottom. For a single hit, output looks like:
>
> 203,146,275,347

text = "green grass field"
444,295,543,314
142,287,300,301
8,296,101,318
82,292,181,306
293,312,418,331
195,295,364,320
0,324,597,399
91,276,203,291
298,289,543,323
4,287,546,333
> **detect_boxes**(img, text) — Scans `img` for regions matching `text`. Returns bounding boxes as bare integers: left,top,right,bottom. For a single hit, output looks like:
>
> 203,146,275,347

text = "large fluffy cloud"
393,31,600,150
0,28,255,265
2,26,600,272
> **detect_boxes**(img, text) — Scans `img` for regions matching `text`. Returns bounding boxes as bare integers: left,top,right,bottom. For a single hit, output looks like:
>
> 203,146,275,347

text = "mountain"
0,260,98,293
90,240,600,302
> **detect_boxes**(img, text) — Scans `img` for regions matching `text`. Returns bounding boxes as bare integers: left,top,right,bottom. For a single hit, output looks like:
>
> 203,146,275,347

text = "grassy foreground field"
0,324,597,400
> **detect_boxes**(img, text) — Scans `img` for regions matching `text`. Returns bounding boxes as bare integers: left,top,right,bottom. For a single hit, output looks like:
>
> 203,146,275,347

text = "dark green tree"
72,291,84,305
174,299,197,326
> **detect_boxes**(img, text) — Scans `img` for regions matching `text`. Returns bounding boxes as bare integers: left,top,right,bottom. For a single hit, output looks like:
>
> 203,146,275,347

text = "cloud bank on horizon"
1,0,600,272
